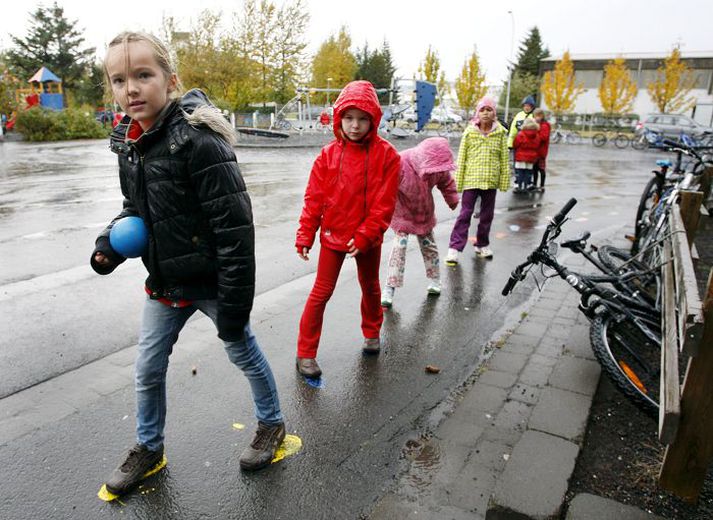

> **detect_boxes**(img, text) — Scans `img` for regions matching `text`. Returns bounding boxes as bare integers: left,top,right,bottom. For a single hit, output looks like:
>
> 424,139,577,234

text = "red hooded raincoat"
296,81,401,253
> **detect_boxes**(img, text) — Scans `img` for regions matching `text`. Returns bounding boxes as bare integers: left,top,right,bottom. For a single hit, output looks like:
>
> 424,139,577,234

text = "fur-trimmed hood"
110,89,235,155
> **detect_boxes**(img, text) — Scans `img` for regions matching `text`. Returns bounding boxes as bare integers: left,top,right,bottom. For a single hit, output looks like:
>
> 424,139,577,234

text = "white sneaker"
427,280,441,295
381,286,395,307
474,245,493,258
445,248,459,265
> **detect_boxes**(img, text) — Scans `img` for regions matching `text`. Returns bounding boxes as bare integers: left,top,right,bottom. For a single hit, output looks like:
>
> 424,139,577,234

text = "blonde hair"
533,108,546,119
104,31,236,146
522,118,540,131
104,31,184,100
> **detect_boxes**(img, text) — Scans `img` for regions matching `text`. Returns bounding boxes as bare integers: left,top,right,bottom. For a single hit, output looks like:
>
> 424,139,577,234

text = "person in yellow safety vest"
507,95,536,149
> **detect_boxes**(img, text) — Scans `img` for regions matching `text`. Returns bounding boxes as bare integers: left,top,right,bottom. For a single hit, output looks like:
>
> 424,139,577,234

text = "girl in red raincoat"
294,81,401,377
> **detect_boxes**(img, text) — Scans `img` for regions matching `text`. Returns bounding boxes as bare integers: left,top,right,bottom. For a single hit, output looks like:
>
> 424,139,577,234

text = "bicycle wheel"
550,132,561,144
597,245,659,305
590,310,662,417
614,134,630,149
631,135,647,150
632,177,661,254
566,131,581,144
592,133,607,147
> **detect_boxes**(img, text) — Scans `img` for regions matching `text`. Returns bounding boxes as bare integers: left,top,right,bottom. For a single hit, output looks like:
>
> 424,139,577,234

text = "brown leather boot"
296,357,322,378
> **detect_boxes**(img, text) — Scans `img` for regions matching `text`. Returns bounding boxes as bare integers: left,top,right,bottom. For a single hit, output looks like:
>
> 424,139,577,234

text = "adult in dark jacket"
92,32,284,497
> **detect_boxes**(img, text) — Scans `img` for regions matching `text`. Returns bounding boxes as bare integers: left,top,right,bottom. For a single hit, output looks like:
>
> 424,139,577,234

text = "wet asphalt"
0,137,663,518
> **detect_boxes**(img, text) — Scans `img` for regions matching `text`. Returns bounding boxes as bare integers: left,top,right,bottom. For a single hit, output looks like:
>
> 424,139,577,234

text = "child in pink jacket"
381,137,459,307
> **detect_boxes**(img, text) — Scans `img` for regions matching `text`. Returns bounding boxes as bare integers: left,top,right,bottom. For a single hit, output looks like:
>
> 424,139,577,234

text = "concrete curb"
369,230,658,520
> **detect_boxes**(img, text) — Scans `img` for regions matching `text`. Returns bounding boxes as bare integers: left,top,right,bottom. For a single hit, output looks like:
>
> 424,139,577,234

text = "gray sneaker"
362,337,381,355
105,443,165,495
239,421,286,471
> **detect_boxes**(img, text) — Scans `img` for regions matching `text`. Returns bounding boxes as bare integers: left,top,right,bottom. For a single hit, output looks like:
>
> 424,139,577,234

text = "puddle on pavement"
401,436,443,493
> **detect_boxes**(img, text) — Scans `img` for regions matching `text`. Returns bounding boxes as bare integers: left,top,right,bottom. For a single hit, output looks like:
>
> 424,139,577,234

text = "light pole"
326,77,333,106
504,10,515,123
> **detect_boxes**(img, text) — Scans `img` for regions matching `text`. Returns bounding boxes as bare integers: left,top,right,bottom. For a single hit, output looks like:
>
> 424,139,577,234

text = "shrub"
15,107,108,141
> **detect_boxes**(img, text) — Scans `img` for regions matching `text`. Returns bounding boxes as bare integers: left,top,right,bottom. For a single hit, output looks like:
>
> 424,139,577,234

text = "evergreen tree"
7,2,95,95
355,39,396,103
514,27,550,77
499,72,540,114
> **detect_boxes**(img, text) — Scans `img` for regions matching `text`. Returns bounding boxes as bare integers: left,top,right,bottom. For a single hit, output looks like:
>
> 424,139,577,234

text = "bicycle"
550,125,581,144
633,140,713,258
591,128,630,149
502,198,667,416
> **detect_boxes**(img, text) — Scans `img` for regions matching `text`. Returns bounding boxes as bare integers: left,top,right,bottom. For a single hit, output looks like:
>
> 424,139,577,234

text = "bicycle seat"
656,159,673,168
561,231,591,251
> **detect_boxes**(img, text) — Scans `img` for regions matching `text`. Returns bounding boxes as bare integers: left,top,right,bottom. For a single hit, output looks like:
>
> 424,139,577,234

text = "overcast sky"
2,0,712,85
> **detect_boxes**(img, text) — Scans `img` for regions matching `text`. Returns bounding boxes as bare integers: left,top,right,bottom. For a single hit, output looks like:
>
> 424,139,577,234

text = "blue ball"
110,216,148,258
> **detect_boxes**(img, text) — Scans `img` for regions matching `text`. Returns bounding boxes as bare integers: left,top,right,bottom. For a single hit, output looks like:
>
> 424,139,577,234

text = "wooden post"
679,191,703,247
659,268,713,502
659,239,680,444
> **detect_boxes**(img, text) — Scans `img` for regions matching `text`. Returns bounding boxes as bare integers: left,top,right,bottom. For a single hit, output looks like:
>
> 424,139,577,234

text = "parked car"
430,106,463,124
401,105,463,125
635,113,713,139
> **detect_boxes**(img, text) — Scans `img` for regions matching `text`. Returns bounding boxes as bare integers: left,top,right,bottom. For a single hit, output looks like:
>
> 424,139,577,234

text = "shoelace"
119,445,149,472
251,424,279,450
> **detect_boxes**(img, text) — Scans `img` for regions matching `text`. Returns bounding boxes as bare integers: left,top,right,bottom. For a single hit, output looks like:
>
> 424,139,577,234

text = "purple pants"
449,188,497,250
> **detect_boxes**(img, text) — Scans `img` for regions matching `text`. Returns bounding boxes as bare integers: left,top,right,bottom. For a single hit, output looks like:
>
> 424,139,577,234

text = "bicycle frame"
503,199,661,345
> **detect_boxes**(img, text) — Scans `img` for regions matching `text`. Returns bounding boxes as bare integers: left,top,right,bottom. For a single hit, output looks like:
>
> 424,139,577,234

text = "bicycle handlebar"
502,198,578,296
553,198,578,225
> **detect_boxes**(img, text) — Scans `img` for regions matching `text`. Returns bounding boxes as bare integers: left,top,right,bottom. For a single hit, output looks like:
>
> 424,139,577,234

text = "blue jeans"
135,297,283,451
515,168,533,189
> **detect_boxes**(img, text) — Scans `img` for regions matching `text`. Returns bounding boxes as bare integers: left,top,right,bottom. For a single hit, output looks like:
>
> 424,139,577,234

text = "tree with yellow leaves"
598,57,637,115
311,26,357,105
454,49,487,118
647,48,696,113
540,51,583,115
418,45,448,103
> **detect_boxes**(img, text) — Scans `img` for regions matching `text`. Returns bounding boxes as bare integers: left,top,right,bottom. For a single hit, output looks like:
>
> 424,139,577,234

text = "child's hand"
93,252,113,267
347,238,360,257
297,246,310,261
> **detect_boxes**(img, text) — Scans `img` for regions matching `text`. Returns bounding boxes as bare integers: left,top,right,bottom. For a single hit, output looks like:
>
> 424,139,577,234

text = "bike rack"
657,183,713,503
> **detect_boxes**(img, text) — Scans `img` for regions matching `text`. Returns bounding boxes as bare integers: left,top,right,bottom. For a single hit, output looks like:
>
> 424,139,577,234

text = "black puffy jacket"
91,90,253,341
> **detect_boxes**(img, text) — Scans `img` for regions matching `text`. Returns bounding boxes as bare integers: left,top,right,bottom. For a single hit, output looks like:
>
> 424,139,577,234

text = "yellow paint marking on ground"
271,434,302,463
97,455,168,502
232,423,246,430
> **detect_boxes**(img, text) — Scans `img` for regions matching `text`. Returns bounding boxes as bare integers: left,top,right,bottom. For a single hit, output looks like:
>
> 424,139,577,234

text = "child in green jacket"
445,97,510,263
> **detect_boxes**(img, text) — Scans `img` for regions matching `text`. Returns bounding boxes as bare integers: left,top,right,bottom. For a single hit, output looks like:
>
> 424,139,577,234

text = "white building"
539,51,713,125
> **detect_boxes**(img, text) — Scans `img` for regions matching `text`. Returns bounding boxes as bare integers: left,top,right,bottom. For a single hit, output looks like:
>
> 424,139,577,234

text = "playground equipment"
268,78,439,138
15,67,64,110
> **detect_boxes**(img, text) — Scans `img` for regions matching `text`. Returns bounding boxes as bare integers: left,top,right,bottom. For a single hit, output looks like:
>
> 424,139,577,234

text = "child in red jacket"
532,108,550,192
294,81,401,377
513,118,541,193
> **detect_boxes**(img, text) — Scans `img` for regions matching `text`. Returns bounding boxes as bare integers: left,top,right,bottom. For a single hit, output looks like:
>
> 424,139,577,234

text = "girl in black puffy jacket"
91,31,285,497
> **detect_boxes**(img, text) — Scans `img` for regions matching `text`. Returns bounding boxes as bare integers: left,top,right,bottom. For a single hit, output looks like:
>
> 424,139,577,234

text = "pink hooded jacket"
390,137,459,235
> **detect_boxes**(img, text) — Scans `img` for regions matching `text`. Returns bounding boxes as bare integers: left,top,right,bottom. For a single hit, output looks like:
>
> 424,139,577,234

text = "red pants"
297,245,383,358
